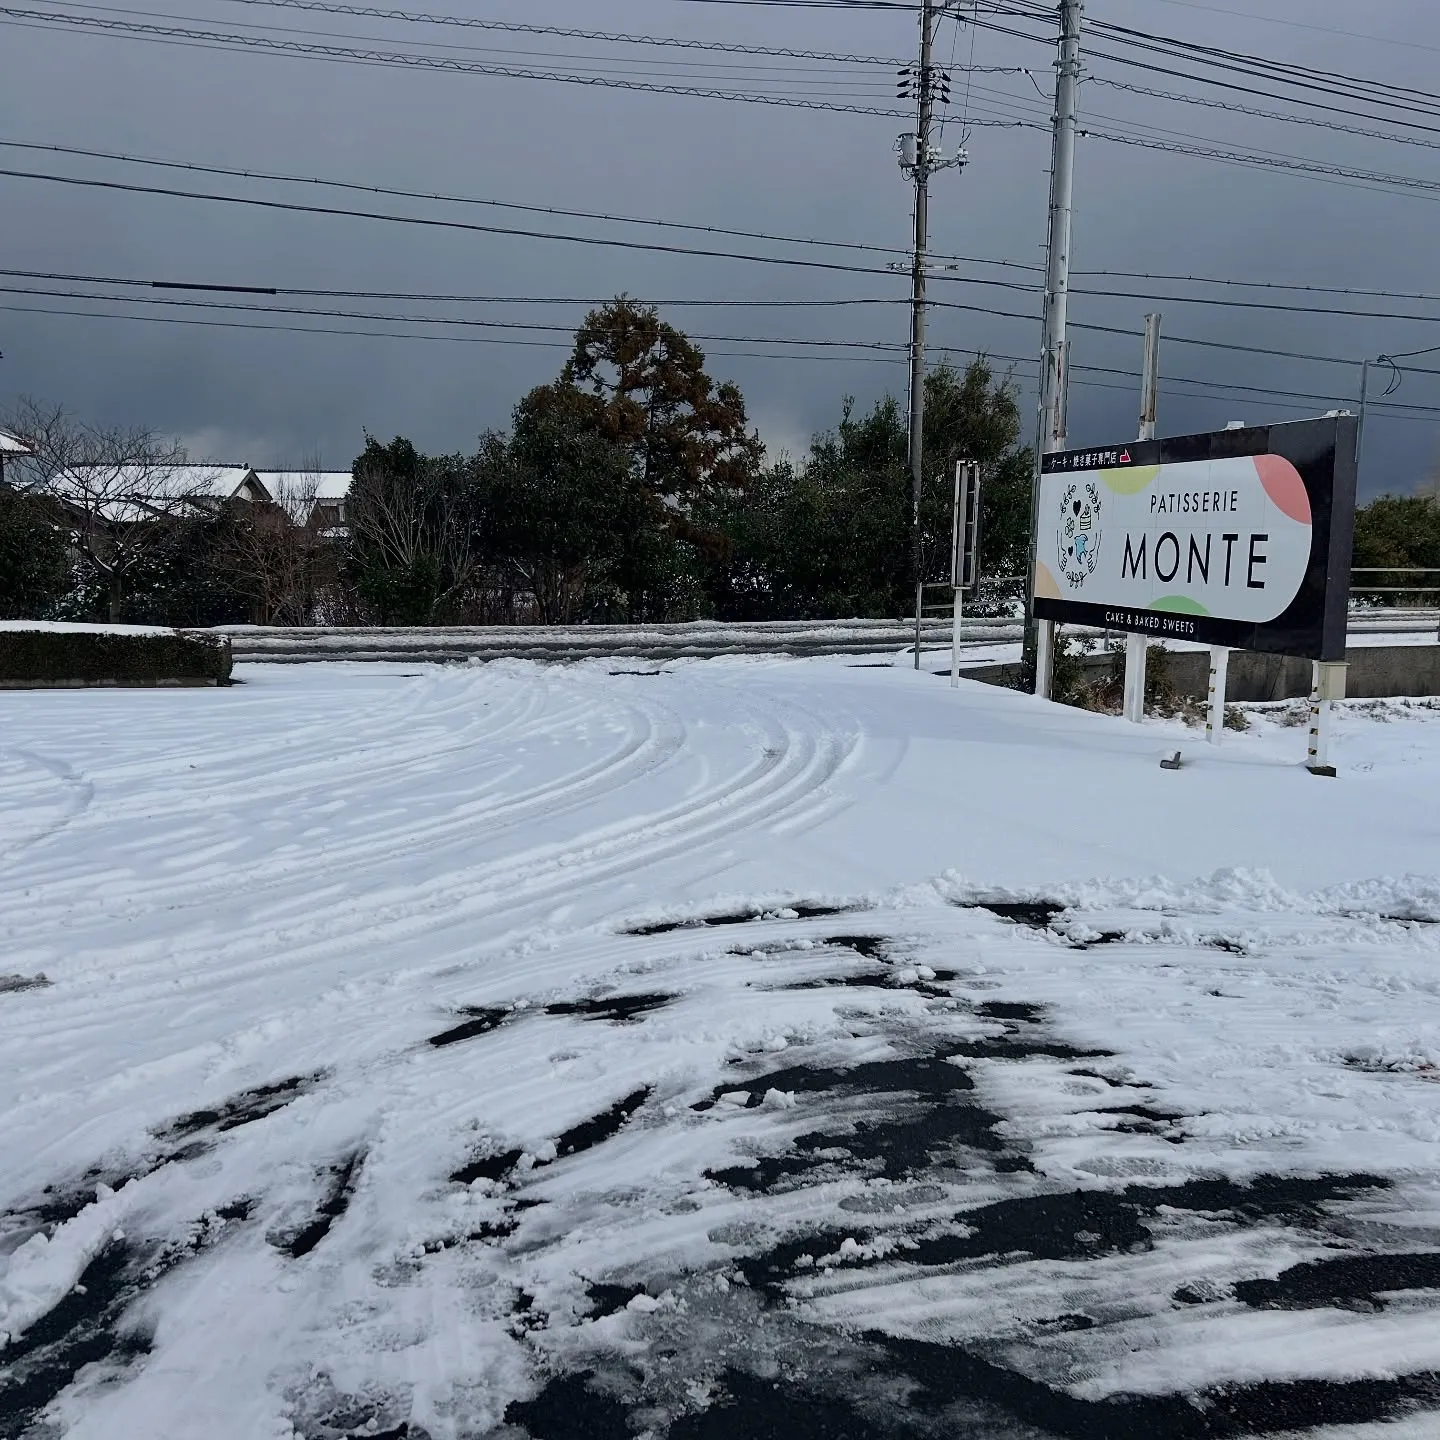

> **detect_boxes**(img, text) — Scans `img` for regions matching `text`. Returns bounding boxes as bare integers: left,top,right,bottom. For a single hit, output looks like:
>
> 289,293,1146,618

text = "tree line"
2,297,1433,625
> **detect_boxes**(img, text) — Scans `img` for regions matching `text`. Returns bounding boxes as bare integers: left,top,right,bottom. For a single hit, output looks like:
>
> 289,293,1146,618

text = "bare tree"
215,459,338,624
347,438,482,623
3,397,216,622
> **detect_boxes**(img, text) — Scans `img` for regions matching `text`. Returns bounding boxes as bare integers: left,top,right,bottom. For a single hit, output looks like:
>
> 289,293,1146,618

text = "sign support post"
1122,634,1148,722
950,585,964,687
1307,661,1346,777
1204,646,1230,744
950,459,981,688
1121,312,1162,724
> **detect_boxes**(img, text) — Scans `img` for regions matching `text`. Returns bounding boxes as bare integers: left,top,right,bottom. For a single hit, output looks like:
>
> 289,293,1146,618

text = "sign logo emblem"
1057,481,1103,589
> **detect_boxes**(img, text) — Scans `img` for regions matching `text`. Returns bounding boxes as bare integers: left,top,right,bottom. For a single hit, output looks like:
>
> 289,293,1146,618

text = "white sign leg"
1205,646,1230,745
1122,633,1148,723
1034,620,1055,700
950,586,963,688
1307,660,1346,777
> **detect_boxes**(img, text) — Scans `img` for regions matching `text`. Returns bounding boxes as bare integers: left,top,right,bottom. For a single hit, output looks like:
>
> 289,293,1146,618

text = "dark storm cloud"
1,0,1436,494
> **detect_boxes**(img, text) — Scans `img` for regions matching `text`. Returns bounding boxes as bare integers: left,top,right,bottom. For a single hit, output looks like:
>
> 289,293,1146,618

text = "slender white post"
1121,312,1162,725
1122,632,1148,722
1205,645,1230,744
1307,660,1345,776
1034,620,1055,698
950,584,963,687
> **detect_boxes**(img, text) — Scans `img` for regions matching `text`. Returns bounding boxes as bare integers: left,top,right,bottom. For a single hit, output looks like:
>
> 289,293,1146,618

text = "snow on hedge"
0,620,181,636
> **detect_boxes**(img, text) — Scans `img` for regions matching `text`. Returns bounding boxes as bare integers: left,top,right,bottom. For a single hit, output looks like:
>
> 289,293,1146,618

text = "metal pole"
951,457,963,686
1138,312,1161,443
908,0,938,670
1026,0,1083,699
951,585,964,687
1356,356,1371,484
1123,312,1160,724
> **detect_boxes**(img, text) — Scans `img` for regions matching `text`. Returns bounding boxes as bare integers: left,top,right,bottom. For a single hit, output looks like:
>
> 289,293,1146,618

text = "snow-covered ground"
2,658,1439,1439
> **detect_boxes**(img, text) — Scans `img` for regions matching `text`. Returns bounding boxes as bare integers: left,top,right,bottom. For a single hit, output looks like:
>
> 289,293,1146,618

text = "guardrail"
218,607,1440,664
1351,567,1440,597
219,619,967,664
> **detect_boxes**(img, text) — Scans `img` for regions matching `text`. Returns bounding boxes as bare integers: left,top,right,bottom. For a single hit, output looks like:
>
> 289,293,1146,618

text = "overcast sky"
3,0,1438,496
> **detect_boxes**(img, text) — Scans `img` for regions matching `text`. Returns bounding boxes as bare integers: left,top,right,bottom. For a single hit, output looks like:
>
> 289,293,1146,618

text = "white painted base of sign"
1123,633,1148,723
1034,620,1055,700
1307,660,1346,777
1205,646,1230,746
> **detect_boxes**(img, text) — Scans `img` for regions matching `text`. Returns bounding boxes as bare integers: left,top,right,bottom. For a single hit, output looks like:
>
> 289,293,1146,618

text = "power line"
1083,15,1440,113
0,161,967,280
15,2,914,85
1089,74,1440,152
20,5,1440,198
1081,42,1440,137
0,281,912,349
0,7,916,115
11,293,1438,419
1074,268,1440,307
0,269,923,306
1132,0,1440,57
1,4,1045,122
199,0,916,64
1088,129,1440,200
13,162,1440,375
0,302,911,362
972,4,1440,134
11,144,1440,374
0,137,1045,274
19,263,1440,328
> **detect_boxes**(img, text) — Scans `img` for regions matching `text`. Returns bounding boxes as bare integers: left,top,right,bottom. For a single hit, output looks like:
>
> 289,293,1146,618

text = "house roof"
50,465,263,521
0,431,33,455
257,471,352,500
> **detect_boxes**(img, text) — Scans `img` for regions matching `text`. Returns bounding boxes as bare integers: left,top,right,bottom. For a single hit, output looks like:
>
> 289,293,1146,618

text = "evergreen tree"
524,297,762,524
1351,493,1440,606
708,359,1030,619
0,485,70,620
346,437,484,623
483,402,647,625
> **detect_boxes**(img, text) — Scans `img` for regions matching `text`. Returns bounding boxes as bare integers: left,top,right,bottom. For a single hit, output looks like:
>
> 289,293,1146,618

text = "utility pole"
1026,0,1084,699
904,0,940,670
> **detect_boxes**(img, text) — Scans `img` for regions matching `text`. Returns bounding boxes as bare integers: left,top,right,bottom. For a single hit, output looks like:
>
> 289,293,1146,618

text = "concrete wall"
963,643,1440,702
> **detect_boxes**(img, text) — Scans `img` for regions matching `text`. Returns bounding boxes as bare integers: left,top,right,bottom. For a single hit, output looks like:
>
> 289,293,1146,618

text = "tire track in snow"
0,667,556,904
10,679,680,927
6,670,857,1010
0,749,94,862
0,668,862,1205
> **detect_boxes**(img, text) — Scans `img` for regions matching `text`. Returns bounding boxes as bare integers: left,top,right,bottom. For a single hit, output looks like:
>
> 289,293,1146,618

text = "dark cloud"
2,0,1436,494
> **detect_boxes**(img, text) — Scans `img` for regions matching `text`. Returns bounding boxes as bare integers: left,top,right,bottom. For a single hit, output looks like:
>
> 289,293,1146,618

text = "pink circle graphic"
1254,454,1311,526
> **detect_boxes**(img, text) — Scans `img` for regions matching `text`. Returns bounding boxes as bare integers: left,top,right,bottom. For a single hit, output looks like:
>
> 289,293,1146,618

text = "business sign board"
1031,414,1357,661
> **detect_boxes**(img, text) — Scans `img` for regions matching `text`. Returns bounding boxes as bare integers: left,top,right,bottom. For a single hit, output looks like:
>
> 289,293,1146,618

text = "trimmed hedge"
0,629,233,687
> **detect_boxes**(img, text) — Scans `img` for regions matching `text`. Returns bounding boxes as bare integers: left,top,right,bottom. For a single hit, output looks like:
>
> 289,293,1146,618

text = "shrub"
0,627,233,686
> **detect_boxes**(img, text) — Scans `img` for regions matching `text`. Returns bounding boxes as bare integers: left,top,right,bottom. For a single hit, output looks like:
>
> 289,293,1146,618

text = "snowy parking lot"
3,657,1440,1439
